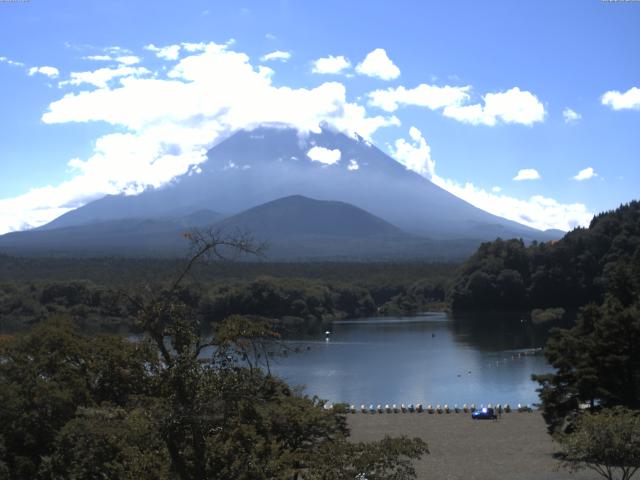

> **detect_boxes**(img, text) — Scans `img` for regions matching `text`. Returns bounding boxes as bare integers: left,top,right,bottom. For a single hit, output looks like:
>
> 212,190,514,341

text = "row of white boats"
325,403,534,414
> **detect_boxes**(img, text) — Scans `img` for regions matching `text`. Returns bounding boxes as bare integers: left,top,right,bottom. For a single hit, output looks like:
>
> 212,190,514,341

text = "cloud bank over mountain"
388,127,592,231
0,40,593,234
370,85,545,126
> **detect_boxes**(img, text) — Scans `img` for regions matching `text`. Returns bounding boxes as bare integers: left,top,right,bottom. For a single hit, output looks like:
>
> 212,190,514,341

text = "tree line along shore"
0,201,639,479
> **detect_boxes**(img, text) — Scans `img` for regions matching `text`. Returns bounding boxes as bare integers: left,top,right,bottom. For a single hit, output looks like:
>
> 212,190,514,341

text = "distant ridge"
36,127,561,243
0,195,481,260
218,195,404,238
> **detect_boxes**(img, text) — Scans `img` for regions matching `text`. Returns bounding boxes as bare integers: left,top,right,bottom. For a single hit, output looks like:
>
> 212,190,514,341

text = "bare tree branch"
172,228,266,292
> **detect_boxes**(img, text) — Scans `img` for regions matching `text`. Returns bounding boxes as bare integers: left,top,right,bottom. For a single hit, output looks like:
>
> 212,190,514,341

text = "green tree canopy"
449,201,640,313
0,316,157,478
0,230,429,479
558,407,640,480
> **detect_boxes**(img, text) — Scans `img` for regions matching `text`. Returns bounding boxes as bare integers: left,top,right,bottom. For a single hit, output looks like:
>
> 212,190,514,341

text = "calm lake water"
267,313,553,407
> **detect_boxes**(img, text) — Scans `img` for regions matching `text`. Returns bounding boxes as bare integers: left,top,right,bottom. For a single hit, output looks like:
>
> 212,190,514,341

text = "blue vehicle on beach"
471,407,497,420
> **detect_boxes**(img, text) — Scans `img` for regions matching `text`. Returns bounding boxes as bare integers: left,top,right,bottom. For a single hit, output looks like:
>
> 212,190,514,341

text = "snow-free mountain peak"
15,126,560,257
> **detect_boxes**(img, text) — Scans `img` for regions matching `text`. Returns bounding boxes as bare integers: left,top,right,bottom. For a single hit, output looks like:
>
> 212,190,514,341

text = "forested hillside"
0,264,453,334
446,202,640,433
449,201,640,313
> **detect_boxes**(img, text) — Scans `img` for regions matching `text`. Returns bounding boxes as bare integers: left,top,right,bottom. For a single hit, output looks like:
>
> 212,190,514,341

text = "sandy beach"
348,411,599,480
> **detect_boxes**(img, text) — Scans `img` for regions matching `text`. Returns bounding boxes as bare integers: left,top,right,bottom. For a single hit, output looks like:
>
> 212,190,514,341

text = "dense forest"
0,232,429,479
3,202,639,336
0,202,640,448
3,201,639,335
449,201,640,315
441,202,640,473
0,259,454,334
0,255,457,285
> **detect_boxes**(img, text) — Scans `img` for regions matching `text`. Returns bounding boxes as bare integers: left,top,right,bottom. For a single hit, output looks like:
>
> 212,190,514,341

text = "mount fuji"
0,126,561,259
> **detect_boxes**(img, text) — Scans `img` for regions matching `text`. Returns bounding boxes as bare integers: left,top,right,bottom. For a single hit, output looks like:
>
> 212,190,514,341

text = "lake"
267,313,553,407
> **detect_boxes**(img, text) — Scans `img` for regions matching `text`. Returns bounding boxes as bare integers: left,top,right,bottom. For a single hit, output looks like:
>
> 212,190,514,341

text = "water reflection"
268,312,553,406
450,312,552,351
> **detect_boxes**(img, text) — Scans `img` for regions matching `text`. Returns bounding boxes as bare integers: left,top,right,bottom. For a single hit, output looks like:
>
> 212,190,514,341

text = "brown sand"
348,411,599,480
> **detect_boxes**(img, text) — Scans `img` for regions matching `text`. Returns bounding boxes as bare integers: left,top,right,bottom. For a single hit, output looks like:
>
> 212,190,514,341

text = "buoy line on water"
322,402,534,414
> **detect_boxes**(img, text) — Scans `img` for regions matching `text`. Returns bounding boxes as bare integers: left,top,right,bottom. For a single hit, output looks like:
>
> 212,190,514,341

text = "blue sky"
0,0,639,233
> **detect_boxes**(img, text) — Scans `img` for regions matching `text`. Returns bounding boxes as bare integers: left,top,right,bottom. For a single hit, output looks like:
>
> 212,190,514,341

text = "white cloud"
443,87,545,126
312,55,351,75
327,103,400,140
43,43,397,135
83,54,141,65
105,46,132,55
0,56,25,67
28,66,60,78
431,176,592,231
563,108,581,123
0,40,574,235
115,55,141,65
602,87,640,110
573,167,596,181
369,84,545,126
43,58,395,134
84,55,112,61
181,42,208,53
260,50,291,62
59,66,150,88
369,83,470,112
0,41,399,233
513,168,541,181
257,65,274,79
307,146,341,165
144,43,181,60
389,129,592,231
388,126,435,179
355,48,400,80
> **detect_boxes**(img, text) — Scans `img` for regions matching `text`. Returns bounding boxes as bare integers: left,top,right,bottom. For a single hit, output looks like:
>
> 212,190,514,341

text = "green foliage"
444,202,640,434
202,372,352,479
531,307,565,325
0,317,157,478
206,277,345,325
0,255,457,287
533,209,640,430
126,228,430,479
378,278,448,315
307,436,428,480
449,239,530,311
0,308,428,480
0,280,136,332
0,231,431,479
0,262,454,335
40,406,170,480
534,299,640,433
449,201,640,313
558,407,640,480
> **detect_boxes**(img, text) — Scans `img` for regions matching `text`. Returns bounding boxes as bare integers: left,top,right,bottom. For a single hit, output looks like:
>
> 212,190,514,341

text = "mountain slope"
39,127,559,243
218,195,404,238
214,195,438,260
0,196,482,259
0,210,224,257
